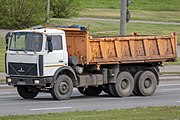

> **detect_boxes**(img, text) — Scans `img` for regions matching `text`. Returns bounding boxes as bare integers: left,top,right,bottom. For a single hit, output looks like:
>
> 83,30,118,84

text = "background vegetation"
0,0,179,70
0,0,46,29
51,0,82,18
0,37,5,72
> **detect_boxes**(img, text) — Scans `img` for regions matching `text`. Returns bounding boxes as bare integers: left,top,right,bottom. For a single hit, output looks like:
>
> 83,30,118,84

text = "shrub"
51,0,82,18
0,0,46,29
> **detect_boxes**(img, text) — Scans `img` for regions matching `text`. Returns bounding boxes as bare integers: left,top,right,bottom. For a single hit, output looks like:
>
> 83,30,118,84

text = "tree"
51,0,82,18
0,0,46,29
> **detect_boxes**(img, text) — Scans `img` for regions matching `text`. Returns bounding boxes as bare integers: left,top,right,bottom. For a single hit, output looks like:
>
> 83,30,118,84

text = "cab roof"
13,28,65,35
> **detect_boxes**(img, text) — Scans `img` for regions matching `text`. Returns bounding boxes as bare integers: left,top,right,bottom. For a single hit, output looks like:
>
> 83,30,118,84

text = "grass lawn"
0,106,180,120
81,0,180,11
80,9,180,23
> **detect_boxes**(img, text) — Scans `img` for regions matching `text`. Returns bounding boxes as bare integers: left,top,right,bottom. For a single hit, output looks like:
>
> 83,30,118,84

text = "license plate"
17,81,26,85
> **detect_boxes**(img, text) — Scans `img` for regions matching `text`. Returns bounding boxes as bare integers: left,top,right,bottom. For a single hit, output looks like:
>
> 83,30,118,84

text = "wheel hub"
121,80,128,89
59,82,69,95
144,79,151,88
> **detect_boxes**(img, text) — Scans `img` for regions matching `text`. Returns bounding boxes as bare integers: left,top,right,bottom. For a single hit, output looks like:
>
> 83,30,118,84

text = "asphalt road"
0,80,180,116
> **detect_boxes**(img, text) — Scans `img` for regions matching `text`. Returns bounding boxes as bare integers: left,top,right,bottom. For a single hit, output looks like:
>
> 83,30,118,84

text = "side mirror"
47,36,53,52
5,32,11,50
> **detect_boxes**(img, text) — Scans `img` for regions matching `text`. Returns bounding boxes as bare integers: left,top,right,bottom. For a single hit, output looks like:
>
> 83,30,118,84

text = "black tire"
51,75,73,100
136,71,157,96
50,88,58,100
109,71,134,97
85,87,102,96
102,84,113,96
77,87,89,95
109,83,118,96
17,86,39,99
133,70,143,96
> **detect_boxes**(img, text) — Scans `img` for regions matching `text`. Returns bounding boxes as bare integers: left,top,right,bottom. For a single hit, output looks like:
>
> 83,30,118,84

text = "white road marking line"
105,98,121,100
0,92,16,95
176,101,180,103
30,107,73,111
161,88,180,91
159,84,180,87
0,95,17,98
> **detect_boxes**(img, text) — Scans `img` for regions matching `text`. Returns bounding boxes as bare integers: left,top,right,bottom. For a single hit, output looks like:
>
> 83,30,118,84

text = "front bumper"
6,76,53,87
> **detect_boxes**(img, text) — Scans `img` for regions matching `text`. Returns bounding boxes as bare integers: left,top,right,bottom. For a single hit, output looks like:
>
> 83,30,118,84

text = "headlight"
34,80,40,84
7,78,12,82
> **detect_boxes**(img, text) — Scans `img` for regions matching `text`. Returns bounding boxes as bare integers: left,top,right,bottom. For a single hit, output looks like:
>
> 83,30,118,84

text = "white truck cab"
6,29,68,78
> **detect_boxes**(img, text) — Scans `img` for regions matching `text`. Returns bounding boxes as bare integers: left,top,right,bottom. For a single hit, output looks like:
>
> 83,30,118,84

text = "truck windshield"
9,32,43,52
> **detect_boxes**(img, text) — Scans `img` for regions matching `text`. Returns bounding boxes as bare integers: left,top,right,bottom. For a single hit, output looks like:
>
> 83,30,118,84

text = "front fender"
52,66,77,87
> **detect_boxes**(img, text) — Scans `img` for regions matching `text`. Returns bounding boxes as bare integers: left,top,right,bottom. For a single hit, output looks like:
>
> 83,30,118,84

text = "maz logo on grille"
18,67,25,73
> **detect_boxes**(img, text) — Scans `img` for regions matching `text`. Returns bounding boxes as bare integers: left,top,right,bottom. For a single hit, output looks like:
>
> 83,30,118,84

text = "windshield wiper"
26,49,36,54
21,49,27,53
9,48,27,53
10,49,19,53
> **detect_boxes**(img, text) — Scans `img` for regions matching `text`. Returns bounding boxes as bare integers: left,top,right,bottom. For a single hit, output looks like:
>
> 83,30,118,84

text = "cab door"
43,34,68,76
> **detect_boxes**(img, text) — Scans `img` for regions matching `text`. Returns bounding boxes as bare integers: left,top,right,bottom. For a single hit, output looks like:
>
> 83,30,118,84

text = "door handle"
59,60,63,63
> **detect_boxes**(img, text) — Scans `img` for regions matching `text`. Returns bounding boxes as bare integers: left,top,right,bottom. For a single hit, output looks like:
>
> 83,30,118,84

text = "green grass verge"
0,106,180,119
0,79,5,83
160,72,180,75
0,37,5,72
81,0,180,11
165,58,180,65
80,9,180,22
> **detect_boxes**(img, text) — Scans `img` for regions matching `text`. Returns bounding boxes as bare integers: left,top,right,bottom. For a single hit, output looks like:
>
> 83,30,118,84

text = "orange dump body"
57,28,177,65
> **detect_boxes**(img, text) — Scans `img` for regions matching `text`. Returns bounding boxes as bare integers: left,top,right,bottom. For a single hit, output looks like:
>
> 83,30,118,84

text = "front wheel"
17,86,39,99
51,75,73,100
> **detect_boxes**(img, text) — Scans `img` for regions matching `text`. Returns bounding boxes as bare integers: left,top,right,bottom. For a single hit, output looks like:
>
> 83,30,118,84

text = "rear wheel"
51,75,73,100
135,71,157,96
17,86,39,99
109,71,134,97
133,70,143,96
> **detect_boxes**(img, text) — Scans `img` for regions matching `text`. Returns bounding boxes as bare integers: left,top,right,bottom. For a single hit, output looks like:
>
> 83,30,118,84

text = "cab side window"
46,35,63,50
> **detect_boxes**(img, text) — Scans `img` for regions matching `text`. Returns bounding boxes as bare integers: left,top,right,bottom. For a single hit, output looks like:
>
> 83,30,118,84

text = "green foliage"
0,0,46,29
51,0,82,18
0,37,5,72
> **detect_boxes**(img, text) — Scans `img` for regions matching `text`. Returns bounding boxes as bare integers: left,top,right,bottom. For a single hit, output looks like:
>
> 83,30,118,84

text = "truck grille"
8,63,37,76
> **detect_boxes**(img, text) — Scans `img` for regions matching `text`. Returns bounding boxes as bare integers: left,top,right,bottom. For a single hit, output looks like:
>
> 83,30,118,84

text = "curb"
0,83,13,89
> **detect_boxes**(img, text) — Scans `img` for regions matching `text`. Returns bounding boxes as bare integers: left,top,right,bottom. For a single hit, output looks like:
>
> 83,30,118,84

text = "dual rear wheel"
103,70,157,97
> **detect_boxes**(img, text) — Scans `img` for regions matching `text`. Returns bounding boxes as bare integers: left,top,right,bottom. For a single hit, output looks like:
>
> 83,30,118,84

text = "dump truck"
5,26,177,100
